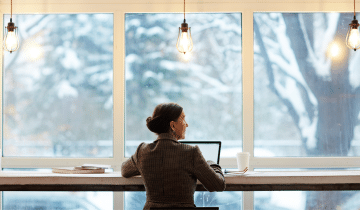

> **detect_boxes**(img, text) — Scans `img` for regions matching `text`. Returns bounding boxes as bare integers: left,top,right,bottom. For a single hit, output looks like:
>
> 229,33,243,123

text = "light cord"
11,0,12,19
184,0,185,20
354,0,356,17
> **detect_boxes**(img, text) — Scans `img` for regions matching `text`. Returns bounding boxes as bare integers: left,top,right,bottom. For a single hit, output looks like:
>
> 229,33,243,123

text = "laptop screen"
179,141,221,164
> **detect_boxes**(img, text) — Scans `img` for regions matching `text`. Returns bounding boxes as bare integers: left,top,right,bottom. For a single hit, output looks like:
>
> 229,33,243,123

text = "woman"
121,103,226,209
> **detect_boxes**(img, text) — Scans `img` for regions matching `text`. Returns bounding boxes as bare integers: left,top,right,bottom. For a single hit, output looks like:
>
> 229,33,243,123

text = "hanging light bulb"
3,0,19,53
176,0,193,54
346,0,360,51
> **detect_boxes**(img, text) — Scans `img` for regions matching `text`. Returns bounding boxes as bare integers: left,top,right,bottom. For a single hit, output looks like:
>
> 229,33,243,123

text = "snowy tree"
254,13,360,210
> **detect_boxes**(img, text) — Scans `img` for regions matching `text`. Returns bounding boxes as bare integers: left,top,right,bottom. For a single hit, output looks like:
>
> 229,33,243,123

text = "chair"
149,208,219,210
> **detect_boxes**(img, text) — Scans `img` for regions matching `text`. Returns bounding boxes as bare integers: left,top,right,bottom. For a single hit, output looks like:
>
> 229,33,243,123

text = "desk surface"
1,170,360,191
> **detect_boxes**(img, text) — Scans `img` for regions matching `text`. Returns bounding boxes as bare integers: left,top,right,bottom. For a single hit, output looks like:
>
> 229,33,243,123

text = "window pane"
254,168,360,209
125,13,242,158
3,14,113,157
125,191,242,210
2,169,113,210
254,13,360,157
3,191,113,210
255,191,360,209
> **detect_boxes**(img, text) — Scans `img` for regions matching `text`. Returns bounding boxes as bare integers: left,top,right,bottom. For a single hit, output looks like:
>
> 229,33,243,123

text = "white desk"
0,170,359,191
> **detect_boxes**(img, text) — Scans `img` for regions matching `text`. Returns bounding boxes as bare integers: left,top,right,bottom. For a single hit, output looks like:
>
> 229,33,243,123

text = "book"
52,166,106,174
52,164,111,174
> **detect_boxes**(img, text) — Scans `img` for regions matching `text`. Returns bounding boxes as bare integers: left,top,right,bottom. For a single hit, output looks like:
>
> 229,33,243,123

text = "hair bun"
146,116,169,134
146,116,152,124
146,103,183,134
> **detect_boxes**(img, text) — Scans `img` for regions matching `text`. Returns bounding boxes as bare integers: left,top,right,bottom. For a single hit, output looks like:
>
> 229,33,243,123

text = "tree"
254,13,360,209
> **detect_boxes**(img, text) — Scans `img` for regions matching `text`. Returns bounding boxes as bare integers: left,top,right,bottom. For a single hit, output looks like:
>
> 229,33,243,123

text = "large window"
2,1,360,210
254,13,360,157
2,13,114,210
3,14,113,157
125,13,242,158
252,12,360,210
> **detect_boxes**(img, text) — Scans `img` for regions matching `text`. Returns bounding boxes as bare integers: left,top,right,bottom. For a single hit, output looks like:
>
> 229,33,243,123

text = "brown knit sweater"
121,133,226,209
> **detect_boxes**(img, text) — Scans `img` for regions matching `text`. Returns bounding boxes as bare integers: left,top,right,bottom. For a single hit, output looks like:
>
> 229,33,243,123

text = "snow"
104,96,113,110
270,191,306,210
75,21,92,37
57,80,79,99
143,71,158,80
125,54,140,80
135,27,146,38
145,26,165,36
61,49,82,69
349,51,360,89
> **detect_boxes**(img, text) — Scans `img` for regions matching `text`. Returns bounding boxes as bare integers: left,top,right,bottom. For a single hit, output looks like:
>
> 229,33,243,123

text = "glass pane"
3,191,113,210
3,14,113,157
254,12,360,157
254,191,360,210
125,13,242,158
254,168,360,210
2,169,113,210
125,191,242,210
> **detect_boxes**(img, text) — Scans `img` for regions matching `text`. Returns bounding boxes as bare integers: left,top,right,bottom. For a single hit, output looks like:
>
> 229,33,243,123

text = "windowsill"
0,170,360,191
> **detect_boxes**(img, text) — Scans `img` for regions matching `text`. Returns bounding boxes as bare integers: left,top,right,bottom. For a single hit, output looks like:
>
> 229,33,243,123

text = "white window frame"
1,0,359,209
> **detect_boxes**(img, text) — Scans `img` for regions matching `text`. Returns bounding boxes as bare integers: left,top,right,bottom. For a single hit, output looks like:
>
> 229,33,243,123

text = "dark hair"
146,103,183,134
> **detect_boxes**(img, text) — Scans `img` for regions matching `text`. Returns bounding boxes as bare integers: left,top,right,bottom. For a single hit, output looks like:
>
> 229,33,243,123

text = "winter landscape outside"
125,13,243,158
124,13,242,209
254,13,360,209
2,14,113,209
3,14,113,157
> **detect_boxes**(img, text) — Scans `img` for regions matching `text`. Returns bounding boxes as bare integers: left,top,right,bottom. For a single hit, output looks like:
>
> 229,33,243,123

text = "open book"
52,164,111,174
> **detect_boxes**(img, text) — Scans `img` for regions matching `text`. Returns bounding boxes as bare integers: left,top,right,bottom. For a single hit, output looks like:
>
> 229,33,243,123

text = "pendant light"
3,0,19,53
176,0,193,54
346,0,360,51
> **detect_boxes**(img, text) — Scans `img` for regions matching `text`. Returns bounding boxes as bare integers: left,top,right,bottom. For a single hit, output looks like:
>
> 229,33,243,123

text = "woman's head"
146,103,187,139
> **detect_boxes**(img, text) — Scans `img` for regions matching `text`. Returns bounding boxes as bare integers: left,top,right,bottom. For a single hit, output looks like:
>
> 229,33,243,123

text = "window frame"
1,1,359,210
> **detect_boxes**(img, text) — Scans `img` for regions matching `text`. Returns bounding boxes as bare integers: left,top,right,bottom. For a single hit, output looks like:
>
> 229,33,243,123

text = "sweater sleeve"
121,143,143,178
192,146,226,191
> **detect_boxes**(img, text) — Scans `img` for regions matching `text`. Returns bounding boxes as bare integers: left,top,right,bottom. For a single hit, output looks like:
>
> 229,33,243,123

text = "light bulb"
346,17,360,51
3,19,19,53
347,28,360,49
176,21,193,54
180,32,191,52
4,31,18,51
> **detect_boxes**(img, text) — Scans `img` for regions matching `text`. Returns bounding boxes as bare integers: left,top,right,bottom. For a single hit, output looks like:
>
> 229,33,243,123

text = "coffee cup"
236,152,250,171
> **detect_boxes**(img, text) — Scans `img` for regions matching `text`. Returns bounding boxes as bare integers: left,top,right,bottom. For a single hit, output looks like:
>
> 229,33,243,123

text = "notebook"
179,141,221,164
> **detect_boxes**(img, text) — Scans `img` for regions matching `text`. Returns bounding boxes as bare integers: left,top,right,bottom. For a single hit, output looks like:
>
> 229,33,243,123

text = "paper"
224,171,257,177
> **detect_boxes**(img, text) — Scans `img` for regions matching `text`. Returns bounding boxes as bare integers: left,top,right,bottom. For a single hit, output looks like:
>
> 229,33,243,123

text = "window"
125,13,242,158
125,191,242,210
3,14,113,157
254,12,360,157
3,169,113,210
2,13,115,210
2,1,360,210
124,12,242,210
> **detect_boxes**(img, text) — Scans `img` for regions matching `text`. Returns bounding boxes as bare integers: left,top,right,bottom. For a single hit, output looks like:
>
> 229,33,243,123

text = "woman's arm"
121,143,144,178
121,156,140,178
192,146,226,191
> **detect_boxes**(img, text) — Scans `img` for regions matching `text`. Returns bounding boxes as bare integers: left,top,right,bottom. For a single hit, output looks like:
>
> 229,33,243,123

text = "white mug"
236,152,250,171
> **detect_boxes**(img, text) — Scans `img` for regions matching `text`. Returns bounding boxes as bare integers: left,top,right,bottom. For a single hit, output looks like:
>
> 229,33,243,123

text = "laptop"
179,141,221,164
